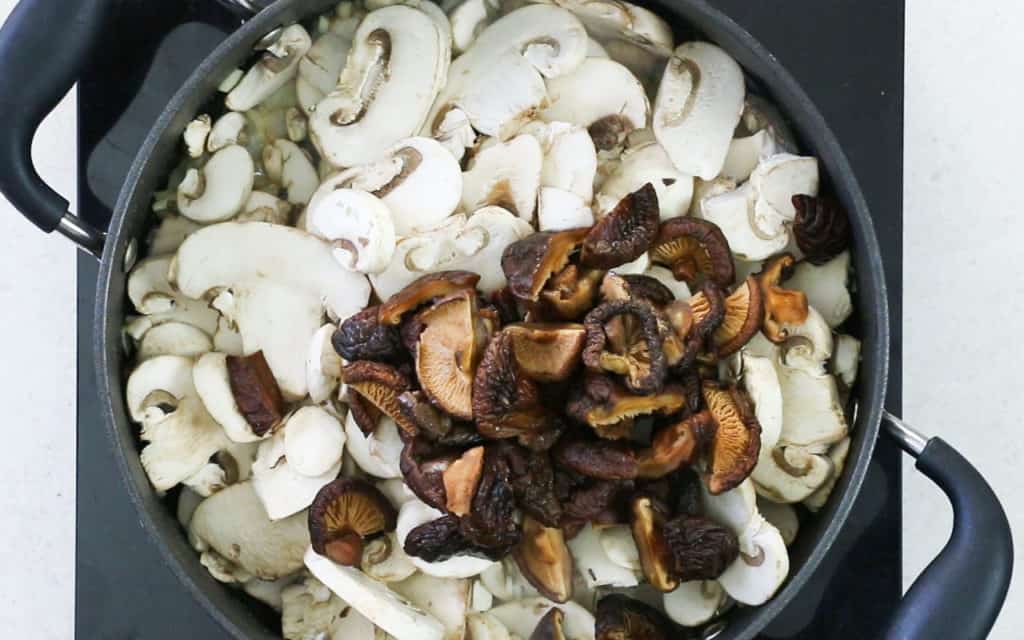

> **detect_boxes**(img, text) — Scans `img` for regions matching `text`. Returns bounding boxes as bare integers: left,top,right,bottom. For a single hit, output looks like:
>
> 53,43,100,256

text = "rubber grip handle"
0,0,113,232
884,437,1013,639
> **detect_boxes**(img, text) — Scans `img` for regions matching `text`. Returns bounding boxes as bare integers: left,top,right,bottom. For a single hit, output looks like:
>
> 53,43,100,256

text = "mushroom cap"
567,374,687,436
135,321,212,361
702,383,762,495
342,361,418,434
802,437,851,512
581,183,660,270
597,141,694,221
251,430,342,521
462,134,543,221
737,351,784,449
126,256,219,334
722,128,779,183
755,254,810,343
567,523,639,590
785,251,853,329
791,194,851,265
344,414,404,479
284,406,346,477
629,495,677,592
502,228,590,301
701,186,789,262
505,322,586,382
776,365,847,448
538,187,597,232
751,443,833,504
192,352,265,444
582,300,668,395
542,58,649,145
304,187,396,274
361,531,418,583
177,145,255,223
308,478,398,566
262,139,320,206
391,572,472,640
522,121,598,203
443,446,486,517
716,518,789,606
379,270,481,325
636,410,714,479
514,515,575,603
712,276,765,356
662,580,725,628
649,216,735,289
226,351,286,437
749,154,819,239
595,592,678,640
306,323,343,404
539,265,605,321
226,24,311,112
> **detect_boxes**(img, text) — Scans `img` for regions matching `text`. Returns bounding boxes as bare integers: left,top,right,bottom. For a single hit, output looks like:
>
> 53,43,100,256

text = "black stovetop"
75,1,903,638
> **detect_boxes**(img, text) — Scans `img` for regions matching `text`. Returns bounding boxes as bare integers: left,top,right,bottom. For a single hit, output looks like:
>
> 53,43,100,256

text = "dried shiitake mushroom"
756,254,810,343
703,383,762,494
226,351,285,435
581,184,660,269
403,514,475,562
443,446,485,516
600,273,675,306
596,594,678,640
530,608,568,640
663,515,740,582
332,306,403,363
636,410,715,479
553,438,639,481
514,515,575,603
309,478,398,567
378,270,481,325
711,276,765,357
567,374,687,440
502,228,590,302
505,323,586,382
629,495,678,592
342,361,417,434
792,194,851,264
583,301,668,395
459,446,521,554
538,265,604,321
472,330,552,440
346,390,384,435
499,444,562,527
649,217,735,289
396,390,452,439
399,438,455,511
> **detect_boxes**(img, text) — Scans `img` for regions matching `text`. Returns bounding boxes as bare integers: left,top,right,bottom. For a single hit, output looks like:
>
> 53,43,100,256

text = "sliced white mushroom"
396,499,495,578
567,523,639,589
471,580,494,612
176,487,204,528
283,580,347,639
135,321,212,361
757,497,799,546
177,145,255,222
802,436,852,512
449,0,500,54
311,5,447,167
126,355,232,491
305,323,343,404
537,187,595,231
488,598,595,640
552,0,673,51
284,405,346,477
521,120,598,203
739,94,799,153
778,306,833,373
376,477,419,507
252,429,343,520
749,154,819,238
751,443,833,504
243,575,295,612
200,548,253,583
362,532,418,583
596,140,693,220
184,115,212,158
190,481,310,580
126,256,218,335
344,413,404,478
285,108,307,143
785,252,853,328
717,518,789,606
453,207,536,292
701,185,789,261
227,25,312,111
663,580,726,628
297,31,354,114
776,365,847,448
368,215,465,299
171,222,371,399
193,352,266,444
831,333,861,389
461,134,543,221
721,129,779,183
236,191,292,225
480,556,540,602
597,524,641,572
643,265,691,301
688,176,737,217
467,612,512,640
305,188,396,274
304,547,446,640
207,112,248,153
147,214,201,256
736,352,783,449
262,139,320,205
653,42,745,180
701,479,758,536
392,573,471,640
431,106,478,162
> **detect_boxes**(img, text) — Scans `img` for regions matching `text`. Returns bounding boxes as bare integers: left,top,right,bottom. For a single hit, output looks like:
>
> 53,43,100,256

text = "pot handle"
882,411,1013,640
0,0,114,258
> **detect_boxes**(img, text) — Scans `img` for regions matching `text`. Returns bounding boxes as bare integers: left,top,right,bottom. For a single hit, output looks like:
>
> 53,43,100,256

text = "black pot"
0,0,1012,638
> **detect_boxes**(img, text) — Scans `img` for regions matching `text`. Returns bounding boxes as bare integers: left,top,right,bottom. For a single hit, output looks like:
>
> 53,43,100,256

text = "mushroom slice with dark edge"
636,410,715,479
459,446,521,554
567,374,687,440
530,608,567,640
553,438,639,481
629,495,678,592
308,478,398,567
505,323,586,382
581,183,660,269
600,273,676,306
501,228,590,302
514,515,575,603
443,446,485,516
663,515,740,582
711,276,765,357
332,305,403,362
791,194,851,264
399,439,455,511
595,594,679,640
342,361,417,434
414,291,492,420
346,390,383,435
378,270,481,325
226,351,285,436
583,300,668,395
396,390,452,439
702,383,762,494
756,254,809,343
649,216,735,289
538,265,604,321
472,330,552,440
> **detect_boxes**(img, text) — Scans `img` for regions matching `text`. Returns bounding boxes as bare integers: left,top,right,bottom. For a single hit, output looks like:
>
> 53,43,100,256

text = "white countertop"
0,0,1020,637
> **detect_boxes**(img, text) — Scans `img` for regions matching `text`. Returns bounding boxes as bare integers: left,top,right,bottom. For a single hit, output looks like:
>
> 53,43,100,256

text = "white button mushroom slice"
147,214,201,256
701,185,789,261
537,187,595,231
542,58,649,150
468,612,511,640
480,556,540,602
802,436,852,512
449,0,500,54
701,479,759,537
252,430,343,520
171,222,371,399
596,141,694,220
311,6,446,167
135,321,213,361
488,599,595,640
453,207,536,292
376,477,419,507
653,42,745,180
183,460,233,497
362,532,418,583
776,366,847,448
521,120,598,202
184,440,259,497
282,580,353,640
717,518,789,606
243,575,295,612
426,5,588,139
392,573,471,640
568,523,639,589
213,317,244,356
193,352,266,443
737,352,783,449
176,487,204,528
663,580,726,628
396,500,496,578
298,31,354,114
184,114,212,158
431,106,478,162
756,497,799,546
368,216,464,299
306,323,343,404
752,443,833,504
305,188,396,274
586,38,608,58
262,139,320,205
207,112,248,153
304,547,446,640
778,306,833,373
286,108,308,144
721,129,779,183
739,94,799,153
177,144,256,222
190,481,310,580
227,25,312,111
785,251,853,329
344,414,404,478
598,525,641,572
200,548,252,583
236,190,293,225
553,0,673,51
471,580,495,612
749,154,819,238
688,176,737,217
643,265,691,301
461,134,543,221
284,405,346,477
127,256,219,334
830,333,861,389
126,355,233,491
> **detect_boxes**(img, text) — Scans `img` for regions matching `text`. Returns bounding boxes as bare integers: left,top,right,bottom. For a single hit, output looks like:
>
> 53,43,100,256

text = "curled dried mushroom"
342,361,417,435
583,301,668,395
756,254,810,343
711,276,765,357
554,438,639,481
443,446,485,516
649,217,735,289
663,515,739,581
472,330,552,441
636,410,714,479
332,306,403,363
309,478,397,567
226,351,285,436
378,270,481,325
596,594,678,640
600,273,676,307
459,446,521,555
703,383,762,494
567,374,687,440
792,194,851,264
502,229,589,302
581,184,660,269
538,265,604,321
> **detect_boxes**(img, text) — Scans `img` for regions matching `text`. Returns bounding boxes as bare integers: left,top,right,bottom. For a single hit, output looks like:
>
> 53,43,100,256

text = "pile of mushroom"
124,1,861,638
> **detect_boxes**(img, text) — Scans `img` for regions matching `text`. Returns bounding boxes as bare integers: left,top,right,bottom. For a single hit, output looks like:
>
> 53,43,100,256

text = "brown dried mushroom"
399,439,454,511
443,446,485,516
756,254,810,343
459,446,521,553
378,270,481,325
567,374,687,440
649,217,735,289
600,273,676,306
595,594,678,640
792,194,851,264
711,276,765,357
553,438,639,481
472,330,552,440
514,515,575,603
581,183,660,269
629,494,678,592
333,305,404,362
396,390,452,439
505,323,586,382
538,265,604,320
663,515,740,582
636,410,715,479
342,361,417,434
309,478,397,567
502,228,590,302
702,383,762,494
530,608,567,640
583,301,668,395
226,351,285,435
346,390,384,435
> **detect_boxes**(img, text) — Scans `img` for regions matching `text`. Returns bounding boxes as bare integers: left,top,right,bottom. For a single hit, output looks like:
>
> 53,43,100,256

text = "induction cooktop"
75,1,904,637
